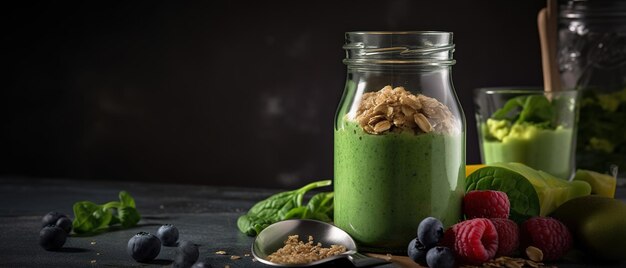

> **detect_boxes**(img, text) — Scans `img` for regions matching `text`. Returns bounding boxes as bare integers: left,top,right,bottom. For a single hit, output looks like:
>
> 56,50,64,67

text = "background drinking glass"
474,88,579,180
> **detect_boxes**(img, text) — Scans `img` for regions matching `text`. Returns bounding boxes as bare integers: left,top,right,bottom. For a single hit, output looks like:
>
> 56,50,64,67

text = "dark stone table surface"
0,176,624,268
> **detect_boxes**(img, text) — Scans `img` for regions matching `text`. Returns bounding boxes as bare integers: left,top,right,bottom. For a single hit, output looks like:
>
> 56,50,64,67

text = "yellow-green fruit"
551,195,626,261
573,169,616,198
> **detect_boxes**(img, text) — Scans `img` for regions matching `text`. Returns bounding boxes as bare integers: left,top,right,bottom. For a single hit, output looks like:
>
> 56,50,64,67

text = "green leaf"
109,208,121,225
466,166,540,223
491,96,526,121
118,206,140,228
281,192,334,222
237,215,273,236
248,191,298,215
237,180,332,236
282,206,309,220
72,201,113,234
119,191,136,208
517,95,554,125
71,191,141,235
307,192,334,219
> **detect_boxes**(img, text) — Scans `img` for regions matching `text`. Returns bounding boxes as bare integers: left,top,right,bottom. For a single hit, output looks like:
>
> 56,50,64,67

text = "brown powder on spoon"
267,235,347,264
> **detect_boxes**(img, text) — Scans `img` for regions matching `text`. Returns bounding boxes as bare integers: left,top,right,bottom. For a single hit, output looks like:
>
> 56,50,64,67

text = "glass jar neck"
343,31,456,69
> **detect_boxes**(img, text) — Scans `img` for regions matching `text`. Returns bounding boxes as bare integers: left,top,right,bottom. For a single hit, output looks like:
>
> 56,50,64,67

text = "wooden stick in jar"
538,0,561,93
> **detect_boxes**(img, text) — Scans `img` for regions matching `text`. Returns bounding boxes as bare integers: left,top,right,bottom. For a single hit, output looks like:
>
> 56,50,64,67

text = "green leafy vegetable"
491,96,527,121
72,191,141,235
282,192,334,222
237,180,332,236
119,191,136,207
306,192,334,221
72,201,113,233
118,206,141,228
491,95,555,127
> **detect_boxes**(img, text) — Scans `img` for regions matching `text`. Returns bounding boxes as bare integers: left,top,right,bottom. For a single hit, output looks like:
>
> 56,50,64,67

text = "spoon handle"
348,253,392,267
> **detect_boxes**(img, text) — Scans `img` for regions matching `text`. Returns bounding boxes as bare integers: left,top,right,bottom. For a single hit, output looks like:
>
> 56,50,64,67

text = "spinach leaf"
282,206,310,220
517,95,554,125
306,192,334,220
108,208,121,225
237,215,275,236
237,180,332,236
72,191,141,235
281,192,334,222
72,201,112,234
119,191,136,208
490,95,556,128
466,166,540,223
491,96,526,121
118,206,141,228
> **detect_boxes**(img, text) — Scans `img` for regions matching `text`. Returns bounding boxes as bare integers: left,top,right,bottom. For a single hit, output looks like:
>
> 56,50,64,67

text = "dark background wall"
3,1,544,188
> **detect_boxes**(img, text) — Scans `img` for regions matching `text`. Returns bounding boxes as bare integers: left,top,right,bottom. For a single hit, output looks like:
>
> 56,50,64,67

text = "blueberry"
417,217,444,248
39,225,66,251
173,240,199,268
426,246,455,268
127,232,161,262
42,212,67,228
191,262,212,268
407,238,428,266
55,217,73,234
156,224,179,246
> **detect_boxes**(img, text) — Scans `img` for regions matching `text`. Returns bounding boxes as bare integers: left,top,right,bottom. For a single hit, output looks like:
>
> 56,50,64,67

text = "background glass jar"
334,32,465,253
558,0,626,176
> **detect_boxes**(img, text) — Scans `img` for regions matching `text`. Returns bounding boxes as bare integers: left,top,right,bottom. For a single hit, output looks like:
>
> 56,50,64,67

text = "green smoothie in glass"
334,85,464,253
475,89,579,179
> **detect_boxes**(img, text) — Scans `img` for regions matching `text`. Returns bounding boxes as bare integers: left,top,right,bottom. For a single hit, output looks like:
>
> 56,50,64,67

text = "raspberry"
489,218,519,256
441,218,498,265
520,217,572,261
463,190,510,219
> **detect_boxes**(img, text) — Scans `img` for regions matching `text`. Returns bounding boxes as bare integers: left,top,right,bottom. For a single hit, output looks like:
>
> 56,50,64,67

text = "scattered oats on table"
460,256,555,268
215,250,227,255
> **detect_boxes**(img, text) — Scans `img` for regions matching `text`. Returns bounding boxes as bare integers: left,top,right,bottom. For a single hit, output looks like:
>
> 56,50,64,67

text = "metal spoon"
252,219,391,267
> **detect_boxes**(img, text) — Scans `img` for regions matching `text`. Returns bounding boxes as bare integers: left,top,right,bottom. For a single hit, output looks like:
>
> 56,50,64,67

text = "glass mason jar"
334,31,465,253
558,0,626,176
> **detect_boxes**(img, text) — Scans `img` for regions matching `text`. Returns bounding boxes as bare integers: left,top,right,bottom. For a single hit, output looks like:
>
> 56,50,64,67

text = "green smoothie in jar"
334,32,465,253
334,31,466,252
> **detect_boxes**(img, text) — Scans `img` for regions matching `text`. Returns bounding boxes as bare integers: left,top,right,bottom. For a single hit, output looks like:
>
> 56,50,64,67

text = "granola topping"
351,85,458,135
